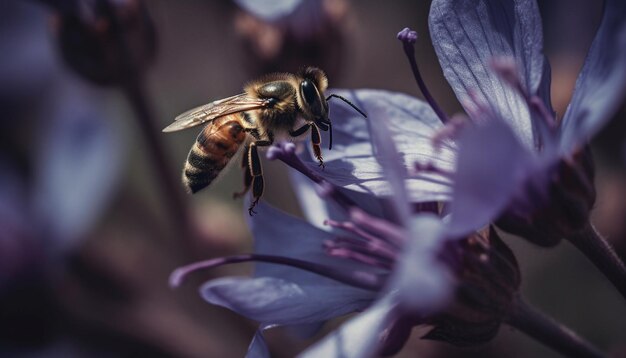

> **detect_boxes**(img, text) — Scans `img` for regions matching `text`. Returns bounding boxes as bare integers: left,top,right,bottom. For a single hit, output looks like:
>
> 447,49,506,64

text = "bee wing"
162,93,268,133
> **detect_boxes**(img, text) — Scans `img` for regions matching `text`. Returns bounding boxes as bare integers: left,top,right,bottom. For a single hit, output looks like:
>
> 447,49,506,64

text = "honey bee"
163,67,366,215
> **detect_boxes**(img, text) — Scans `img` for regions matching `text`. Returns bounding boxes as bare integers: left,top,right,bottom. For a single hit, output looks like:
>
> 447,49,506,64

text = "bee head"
298,67,330,124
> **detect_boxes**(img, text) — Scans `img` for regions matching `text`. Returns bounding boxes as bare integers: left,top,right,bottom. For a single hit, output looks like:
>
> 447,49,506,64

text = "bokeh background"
1,0,625,357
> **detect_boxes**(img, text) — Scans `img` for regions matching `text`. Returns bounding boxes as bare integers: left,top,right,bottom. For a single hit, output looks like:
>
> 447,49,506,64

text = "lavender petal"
200,276,373,326
234,0,303,22
558,0,626,154
447,119,534,237
246,328,271,358
392,215,454,314
31,88,122,252
299,294,395,358
299,89,455,203
249,201,383,279
429,0,547,149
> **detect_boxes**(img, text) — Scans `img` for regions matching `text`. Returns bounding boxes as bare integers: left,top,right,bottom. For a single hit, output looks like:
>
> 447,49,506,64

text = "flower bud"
497,147,596,246
425,227,521,345
51,0,156,86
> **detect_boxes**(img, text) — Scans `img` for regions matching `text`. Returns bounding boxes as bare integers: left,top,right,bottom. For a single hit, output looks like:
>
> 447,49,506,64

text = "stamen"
397,27,450,124
170,254,384,291
325,243,394,269
325,219,399,259
326,237,396,267
350,208,406,247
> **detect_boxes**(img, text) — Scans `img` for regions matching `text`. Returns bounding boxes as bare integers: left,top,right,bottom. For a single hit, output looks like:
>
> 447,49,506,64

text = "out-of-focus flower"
0,2,123,349
42,0,156,85
233,0,349,76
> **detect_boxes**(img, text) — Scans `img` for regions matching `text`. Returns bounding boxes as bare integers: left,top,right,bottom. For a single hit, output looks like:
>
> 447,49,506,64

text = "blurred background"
0,0,624,357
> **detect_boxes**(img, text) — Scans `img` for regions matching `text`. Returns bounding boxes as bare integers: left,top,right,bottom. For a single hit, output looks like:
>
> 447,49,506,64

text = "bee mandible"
163,67,366,215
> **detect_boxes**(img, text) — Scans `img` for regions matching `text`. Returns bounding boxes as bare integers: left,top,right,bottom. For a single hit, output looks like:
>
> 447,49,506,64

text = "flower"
170,97,529,356
401,0,626,299
424,0,626,246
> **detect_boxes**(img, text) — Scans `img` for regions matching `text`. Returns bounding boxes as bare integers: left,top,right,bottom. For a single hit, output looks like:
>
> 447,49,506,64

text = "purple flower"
170,96,527,356
170,105,460,356
423,0,626,244
171,181,454,357
394,0,626,298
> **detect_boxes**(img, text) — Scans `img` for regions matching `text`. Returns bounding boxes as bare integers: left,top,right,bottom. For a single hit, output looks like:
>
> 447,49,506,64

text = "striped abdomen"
183,119,247,193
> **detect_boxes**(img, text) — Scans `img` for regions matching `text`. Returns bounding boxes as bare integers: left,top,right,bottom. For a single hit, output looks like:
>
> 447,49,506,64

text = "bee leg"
289,123,311,137
233,144,253,199
310,124,324,169
247,140,272,215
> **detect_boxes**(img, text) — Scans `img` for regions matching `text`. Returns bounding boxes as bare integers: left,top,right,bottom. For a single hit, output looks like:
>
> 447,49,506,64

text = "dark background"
0,0,624,357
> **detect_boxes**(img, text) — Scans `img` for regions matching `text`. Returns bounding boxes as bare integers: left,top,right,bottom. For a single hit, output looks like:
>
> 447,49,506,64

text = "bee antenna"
326,94,367,118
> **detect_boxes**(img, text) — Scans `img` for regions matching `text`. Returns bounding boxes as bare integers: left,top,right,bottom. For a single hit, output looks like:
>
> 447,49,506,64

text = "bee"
163,67,366,215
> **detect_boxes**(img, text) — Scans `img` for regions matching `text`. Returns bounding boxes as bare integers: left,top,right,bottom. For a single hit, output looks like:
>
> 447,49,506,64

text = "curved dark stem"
102,1,196,243
567,223,626,301
505,297,604,358
122,81,195,240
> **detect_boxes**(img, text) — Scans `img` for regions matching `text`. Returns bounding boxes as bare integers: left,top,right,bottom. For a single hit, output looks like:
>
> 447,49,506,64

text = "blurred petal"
246,327,271,358
201,276,373,325
429,0,547,149
32,86,122,251
299,295,395,358
367,107,412,226
235,0,304,22
299,89,455,203
392,215,454,314
559,0,626,153
447,119,534,237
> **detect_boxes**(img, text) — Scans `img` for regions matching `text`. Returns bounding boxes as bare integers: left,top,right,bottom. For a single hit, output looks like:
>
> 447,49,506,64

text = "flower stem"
123,80,195,241
505,297,604,358
567,223,626,301
100,0,197,243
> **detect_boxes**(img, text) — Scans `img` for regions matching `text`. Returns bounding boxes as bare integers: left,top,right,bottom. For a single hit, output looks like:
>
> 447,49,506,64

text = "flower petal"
299,89,455,203
298,295,395,358
31,87,122,251
235,0,303,22
447,119,534,237
248,201,383,280
559,0,626,153
288,168,390,230
246,328,270,358
367,106,412,226
201,276,373,326
391,215,454,314
429,0,548,149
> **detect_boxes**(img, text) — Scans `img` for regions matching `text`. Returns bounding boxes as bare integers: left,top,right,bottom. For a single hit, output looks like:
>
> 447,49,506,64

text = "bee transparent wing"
162,93,268,133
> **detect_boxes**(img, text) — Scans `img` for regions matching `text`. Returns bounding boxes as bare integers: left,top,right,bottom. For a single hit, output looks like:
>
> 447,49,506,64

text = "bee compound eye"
300,79,319,105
